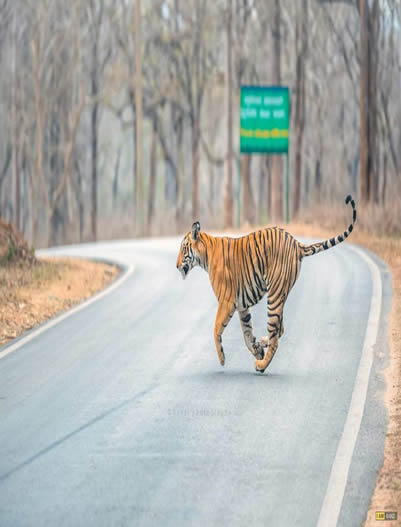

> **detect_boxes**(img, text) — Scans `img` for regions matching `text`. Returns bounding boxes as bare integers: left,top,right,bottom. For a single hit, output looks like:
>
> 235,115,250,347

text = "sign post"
240,85,290,222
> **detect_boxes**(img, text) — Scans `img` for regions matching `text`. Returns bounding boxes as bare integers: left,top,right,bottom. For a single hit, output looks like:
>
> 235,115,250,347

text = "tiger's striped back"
197,227,302,311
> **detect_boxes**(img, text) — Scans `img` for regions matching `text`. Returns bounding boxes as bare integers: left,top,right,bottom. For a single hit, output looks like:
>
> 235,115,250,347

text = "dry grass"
298,198,401,236
0,258,120,347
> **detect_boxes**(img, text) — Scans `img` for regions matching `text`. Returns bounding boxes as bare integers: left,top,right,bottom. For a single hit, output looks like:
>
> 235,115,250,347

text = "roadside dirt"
0,258,120,347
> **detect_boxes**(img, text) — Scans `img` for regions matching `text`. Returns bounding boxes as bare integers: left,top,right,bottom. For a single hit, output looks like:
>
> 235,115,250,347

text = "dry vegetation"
0,218,120,348
0,258,120,347
0,218,36,264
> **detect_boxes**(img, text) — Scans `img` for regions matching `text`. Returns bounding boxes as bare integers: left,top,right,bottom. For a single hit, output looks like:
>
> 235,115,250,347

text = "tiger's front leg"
214,301,235,366
238,309,264,360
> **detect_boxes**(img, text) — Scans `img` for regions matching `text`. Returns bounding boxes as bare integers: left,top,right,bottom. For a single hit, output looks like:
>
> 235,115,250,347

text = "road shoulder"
287,223,400,526
0,257,120,354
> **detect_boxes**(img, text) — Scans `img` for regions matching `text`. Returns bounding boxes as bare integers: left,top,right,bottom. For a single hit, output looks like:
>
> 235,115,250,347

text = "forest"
0,0,400,247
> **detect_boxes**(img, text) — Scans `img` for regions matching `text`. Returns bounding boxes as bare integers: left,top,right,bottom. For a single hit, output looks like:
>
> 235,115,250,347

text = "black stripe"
323,241,328,250
330,237,336,247
242,313,251,323
349,224,353,233
248,240,263,291
254,237,265,277
338,235,343,242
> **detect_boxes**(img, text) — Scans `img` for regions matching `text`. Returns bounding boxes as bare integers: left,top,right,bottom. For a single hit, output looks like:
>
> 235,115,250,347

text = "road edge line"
0,262,135,361
317,245,383,527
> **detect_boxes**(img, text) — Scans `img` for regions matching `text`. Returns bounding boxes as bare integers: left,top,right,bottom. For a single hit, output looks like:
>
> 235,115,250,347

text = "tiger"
176,195,357,373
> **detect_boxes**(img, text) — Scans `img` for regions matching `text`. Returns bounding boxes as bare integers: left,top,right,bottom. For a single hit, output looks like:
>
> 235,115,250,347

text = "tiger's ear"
191,221,201,241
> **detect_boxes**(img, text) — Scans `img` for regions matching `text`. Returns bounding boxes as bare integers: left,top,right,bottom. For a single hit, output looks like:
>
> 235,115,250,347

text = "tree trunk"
134,0,144,236
90,100,98,241
360,0,378,205
90,29,99,241
175,134,184,229
315,159,322,199
46,208,52,248
66,175,74,242
12,5,20,230
258,159,266,223
293,145,302,217
270,0,282,223
0,144,12,199
293,0,307,218
32,36,50,245
75,160,84,242
112,146,121,210
369,0,379,204
270,157,282,223
241,155,256,225
147,121,157,235
29,172,37,246
172,0,185,232
360,0,368,204
192,120,199,220
223,0,233,228
382,142,387,206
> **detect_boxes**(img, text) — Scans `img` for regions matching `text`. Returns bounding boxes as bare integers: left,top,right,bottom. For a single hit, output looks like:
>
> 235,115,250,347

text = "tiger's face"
176,221,201,280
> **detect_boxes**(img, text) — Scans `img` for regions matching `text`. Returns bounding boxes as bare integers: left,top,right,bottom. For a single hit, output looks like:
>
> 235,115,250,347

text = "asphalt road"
0,237,391,527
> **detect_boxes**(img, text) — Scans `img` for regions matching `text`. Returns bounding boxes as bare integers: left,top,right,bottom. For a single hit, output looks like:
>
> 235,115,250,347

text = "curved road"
0,237,391,526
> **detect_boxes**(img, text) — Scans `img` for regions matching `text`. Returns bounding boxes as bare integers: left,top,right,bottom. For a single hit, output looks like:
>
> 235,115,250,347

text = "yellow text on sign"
240,128,289,139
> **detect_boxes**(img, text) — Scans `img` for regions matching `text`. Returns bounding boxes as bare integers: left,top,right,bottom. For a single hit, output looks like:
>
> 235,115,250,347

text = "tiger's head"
176,221,202,280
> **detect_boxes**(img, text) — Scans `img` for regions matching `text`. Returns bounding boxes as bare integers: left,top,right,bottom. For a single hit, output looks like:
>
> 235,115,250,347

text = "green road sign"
240,85,289,154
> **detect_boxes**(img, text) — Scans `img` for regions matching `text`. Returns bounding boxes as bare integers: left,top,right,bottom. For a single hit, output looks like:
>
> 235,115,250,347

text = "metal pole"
286,152,290,223
237,156,241,228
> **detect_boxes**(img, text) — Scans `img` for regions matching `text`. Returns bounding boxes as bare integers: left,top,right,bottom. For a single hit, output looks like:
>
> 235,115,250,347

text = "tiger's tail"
299,195,357,258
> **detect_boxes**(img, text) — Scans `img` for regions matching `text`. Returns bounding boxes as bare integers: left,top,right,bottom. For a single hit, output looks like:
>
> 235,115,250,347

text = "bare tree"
223,0,233,228
31,0,86,246
87,0,112,241
241,154,256,224
11,2,20,230
293,0,308,218
134,0,144,235
270,0,283,223
146,117,157,235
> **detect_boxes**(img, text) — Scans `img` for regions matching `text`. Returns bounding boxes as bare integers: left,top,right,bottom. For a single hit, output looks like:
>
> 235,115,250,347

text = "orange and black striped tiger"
176,195,357,373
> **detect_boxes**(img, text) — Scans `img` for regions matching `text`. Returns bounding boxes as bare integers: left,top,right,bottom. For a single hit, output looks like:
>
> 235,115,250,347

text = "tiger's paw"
219,351,226,367
255,359,266,373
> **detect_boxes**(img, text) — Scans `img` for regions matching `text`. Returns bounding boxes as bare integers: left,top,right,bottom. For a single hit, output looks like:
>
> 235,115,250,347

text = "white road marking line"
0,263,135,361
317,246,383,527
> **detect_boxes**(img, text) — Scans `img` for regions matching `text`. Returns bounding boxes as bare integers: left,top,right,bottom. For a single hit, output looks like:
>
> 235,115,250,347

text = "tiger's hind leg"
214,301,235,366
255,299,284,373
238,309,264,360
260,321,284,348
258,255,301,357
